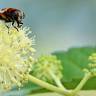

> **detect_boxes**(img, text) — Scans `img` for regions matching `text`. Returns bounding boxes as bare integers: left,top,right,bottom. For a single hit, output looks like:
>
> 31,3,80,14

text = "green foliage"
52,47,96,89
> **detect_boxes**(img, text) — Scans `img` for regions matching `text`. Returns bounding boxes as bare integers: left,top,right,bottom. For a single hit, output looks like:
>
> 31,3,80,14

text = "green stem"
28,74,70,96
71,72,91,95
49,71,66,90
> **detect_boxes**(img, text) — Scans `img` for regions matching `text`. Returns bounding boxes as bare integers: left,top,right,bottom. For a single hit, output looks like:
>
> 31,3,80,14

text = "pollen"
0,23,35,90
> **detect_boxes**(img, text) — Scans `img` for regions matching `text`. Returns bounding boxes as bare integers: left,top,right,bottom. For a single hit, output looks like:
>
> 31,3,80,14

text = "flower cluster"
88,53,96,76
0,23,35,90
31,55,63,83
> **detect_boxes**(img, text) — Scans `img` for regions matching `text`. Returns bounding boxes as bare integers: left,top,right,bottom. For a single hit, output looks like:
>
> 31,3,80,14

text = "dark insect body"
0,8,25,32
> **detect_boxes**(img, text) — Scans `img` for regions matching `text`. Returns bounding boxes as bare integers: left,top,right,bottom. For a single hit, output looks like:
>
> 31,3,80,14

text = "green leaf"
52,47,96,89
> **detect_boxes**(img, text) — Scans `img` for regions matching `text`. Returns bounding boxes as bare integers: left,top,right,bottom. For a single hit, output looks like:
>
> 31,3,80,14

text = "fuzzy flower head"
0,23,35,90
31,55,63,82
88,53,96,76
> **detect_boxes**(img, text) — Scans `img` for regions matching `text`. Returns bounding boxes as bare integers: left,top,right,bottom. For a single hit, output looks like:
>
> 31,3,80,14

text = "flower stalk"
49,71,66,90
71,70,91,96
28,74,70,96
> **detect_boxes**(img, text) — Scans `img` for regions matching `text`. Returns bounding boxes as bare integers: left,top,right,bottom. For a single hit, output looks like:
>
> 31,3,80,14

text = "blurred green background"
0,0,96,56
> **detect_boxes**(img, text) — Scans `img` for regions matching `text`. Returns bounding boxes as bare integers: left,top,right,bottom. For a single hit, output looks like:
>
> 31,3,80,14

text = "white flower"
0,23,35,90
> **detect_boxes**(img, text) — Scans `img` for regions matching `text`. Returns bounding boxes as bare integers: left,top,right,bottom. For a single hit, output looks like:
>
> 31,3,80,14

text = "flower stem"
49,71,66,90
28,74,70,96
71,71,91,95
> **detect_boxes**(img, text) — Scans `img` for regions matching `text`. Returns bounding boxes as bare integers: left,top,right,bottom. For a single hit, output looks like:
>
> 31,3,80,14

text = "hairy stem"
28,74,70,96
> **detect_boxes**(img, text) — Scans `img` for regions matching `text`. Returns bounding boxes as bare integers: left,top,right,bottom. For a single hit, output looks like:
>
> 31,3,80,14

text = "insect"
0,8,25,32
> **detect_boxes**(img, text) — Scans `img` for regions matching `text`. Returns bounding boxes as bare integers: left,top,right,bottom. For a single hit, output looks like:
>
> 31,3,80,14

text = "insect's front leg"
12,21,19,31
5,24,10,33
19,22,23,27
16,20,23,28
